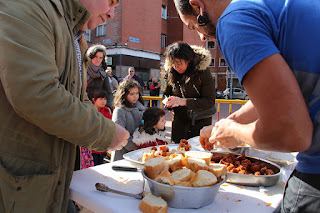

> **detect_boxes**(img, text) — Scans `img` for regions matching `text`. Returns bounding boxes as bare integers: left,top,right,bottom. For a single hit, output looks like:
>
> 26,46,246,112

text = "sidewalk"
163,103,242,141
142,89,243,141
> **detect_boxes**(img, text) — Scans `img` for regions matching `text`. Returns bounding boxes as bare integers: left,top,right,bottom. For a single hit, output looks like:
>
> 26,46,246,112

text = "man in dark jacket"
125,67,144,88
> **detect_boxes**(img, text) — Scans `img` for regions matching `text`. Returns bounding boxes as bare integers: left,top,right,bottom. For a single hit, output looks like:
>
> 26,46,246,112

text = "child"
80,90,112,168
133,107,170,149
91,89,112,119
112,79,146,160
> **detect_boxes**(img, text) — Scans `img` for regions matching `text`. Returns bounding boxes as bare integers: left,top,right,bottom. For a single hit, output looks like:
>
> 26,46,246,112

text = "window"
96,22,106,37
161,5,167,20
209,58,215,67
234,88,241,93
84,29,91,42
161,34,166,48
219,58,227,67
206,40,216,49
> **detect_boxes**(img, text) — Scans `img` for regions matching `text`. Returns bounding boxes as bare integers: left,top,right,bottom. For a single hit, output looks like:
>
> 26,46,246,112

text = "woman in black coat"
163,42,216,143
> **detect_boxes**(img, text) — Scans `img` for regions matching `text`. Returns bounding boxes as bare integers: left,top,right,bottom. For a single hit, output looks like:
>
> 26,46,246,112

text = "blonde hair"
113,79,144,108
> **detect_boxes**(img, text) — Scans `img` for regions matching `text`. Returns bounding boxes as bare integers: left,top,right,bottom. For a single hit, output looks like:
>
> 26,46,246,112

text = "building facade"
85,0,237,91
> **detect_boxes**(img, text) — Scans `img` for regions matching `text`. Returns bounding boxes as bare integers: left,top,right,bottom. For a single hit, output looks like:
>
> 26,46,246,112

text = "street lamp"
226,66,233,99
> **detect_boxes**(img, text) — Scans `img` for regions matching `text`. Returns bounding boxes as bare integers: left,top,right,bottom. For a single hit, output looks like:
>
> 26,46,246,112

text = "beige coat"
0,0,115,212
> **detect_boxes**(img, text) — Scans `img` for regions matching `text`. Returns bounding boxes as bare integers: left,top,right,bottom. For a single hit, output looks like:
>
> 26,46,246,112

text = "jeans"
92,152,107,166
152,100,158,107
67,200,77,213
275,170,320,213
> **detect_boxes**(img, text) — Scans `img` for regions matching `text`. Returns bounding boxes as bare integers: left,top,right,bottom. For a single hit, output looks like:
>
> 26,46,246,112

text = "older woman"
163,42,216,143
106,67,119,94
86,44,113,108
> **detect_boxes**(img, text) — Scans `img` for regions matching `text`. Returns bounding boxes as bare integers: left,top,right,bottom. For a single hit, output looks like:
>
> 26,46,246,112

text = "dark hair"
92,89,108,100
101,59,108,70
173,0,195,15
113,79,144,108
139,107,166,135
86,44,108,69
165,41,201,86
87,44,107,59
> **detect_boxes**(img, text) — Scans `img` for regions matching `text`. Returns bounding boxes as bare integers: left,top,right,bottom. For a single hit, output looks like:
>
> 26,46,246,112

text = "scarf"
87,62,106,80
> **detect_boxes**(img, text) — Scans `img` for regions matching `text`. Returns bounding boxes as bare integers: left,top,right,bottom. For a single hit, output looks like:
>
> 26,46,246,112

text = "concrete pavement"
163,102,242,140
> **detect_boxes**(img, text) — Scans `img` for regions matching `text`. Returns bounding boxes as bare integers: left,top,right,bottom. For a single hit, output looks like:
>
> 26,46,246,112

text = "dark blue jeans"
152,100,158,107
92,152,107,166
275,170,320,213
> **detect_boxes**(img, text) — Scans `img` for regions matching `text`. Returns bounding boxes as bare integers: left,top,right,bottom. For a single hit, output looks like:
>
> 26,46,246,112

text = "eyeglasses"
130,71,134,72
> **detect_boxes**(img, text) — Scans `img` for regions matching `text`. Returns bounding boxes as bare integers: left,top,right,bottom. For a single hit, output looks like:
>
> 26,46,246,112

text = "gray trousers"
275,170,320,213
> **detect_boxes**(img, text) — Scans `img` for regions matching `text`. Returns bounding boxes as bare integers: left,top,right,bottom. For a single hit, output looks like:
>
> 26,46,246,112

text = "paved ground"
162,103,242,140
142,90,243,140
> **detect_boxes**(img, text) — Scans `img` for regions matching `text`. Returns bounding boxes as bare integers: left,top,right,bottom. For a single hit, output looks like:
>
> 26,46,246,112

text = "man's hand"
107,123,129,151
210,119,243,149
200,119,243,149
199,125,216,150
200,125,215,140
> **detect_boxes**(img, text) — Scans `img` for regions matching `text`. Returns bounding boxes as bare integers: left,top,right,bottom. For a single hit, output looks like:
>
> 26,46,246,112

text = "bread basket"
141,169,226,209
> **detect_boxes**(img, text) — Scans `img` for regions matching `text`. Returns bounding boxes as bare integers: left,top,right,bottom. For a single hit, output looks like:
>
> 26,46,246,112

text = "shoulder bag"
179,73,216,125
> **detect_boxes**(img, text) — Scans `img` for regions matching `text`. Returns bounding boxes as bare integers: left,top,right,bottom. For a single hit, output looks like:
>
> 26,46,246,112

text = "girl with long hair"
112,79,146,160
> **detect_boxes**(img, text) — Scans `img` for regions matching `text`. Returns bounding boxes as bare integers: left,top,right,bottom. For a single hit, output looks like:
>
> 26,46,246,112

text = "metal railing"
215,99,248,121
142,96,248,121
142,96,164,108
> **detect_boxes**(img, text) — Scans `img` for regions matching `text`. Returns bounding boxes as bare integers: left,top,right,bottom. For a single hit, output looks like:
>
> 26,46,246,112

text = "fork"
95,182,145,200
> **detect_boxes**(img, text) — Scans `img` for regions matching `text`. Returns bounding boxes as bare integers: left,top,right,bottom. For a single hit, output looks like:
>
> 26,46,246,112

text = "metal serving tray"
123,144,199,165
211,152,281,187
142,169,227,209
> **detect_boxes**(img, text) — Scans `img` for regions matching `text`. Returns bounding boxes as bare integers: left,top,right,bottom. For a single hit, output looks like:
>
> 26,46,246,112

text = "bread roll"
142,149,156,163
154,170,174,185
168,154,186,172
186,158,209,173
163,160,169,171
145,157,166,179
208,163,227,178
139,193,168,213
171,168,195,184
190,170,218,187
185,151,213,166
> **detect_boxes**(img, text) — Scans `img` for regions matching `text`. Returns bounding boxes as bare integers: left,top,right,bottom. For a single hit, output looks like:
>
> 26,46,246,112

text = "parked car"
216,91,224,99
223,88,249,100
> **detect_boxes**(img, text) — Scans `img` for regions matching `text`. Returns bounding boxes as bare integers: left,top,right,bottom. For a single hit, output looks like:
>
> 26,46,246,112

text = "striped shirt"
74,32,83,87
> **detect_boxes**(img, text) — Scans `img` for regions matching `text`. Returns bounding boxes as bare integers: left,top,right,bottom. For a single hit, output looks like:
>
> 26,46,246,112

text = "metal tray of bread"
142,168,227,209
211,152,281,187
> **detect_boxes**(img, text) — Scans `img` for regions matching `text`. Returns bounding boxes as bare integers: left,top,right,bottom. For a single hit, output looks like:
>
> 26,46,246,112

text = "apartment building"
85,0,236,91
